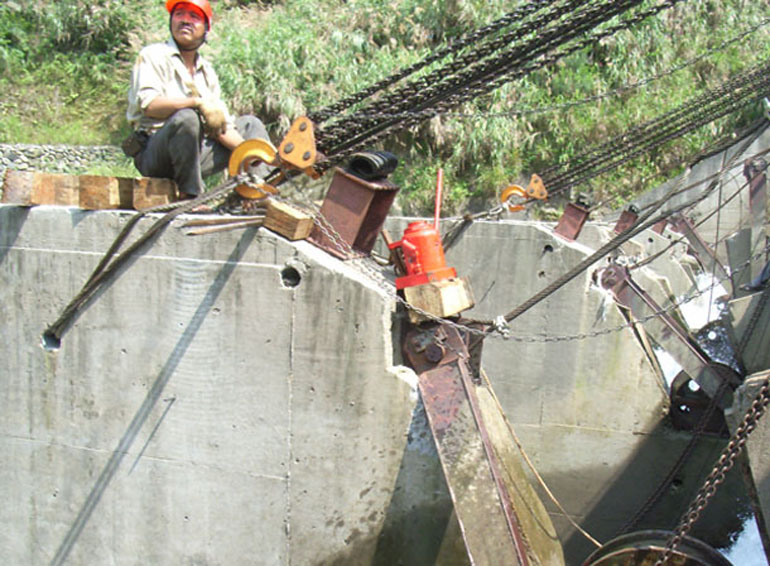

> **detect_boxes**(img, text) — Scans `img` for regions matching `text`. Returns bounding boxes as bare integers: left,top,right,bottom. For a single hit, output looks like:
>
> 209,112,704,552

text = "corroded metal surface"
408,323,564,566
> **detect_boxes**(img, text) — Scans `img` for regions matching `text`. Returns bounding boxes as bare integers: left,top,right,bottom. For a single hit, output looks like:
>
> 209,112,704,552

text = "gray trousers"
134,109,269,196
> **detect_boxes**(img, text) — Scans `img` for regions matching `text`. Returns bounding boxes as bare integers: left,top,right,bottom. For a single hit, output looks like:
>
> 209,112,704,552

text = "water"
721,516,768,565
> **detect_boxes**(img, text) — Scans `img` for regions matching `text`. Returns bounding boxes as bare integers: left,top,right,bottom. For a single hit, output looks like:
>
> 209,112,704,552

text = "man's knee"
235,115,269,141
167,108,202,138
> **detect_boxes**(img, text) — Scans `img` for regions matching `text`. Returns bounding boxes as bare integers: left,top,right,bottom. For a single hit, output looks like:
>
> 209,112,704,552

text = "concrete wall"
2,124,765,566
0,205,416,565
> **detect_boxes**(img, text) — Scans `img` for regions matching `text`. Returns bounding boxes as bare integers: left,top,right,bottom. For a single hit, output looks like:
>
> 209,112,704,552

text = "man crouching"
125,0,269,200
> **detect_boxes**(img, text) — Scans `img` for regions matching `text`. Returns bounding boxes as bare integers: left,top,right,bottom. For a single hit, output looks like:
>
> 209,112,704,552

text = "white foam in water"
678,272,729,331
721,516,767,565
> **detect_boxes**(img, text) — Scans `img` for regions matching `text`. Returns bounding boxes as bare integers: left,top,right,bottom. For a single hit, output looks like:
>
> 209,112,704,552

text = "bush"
0,0,141,69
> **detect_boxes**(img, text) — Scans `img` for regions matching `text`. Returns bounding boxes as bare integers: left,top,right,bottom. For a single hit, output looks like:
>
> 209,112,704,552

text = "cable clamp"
492,315,511,337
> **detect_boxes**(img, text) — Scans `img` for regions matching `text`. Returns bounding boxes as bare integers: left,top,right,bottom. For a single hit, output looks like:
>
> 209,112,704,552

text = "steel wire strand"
544,84,770,198
322,0,638,150
319,0,600,149
540,79,770,196
478,126,763,329
316,0,683,172
45,178,240,342
437,16,770,120
309,0,555,124
540,59,770,191
395,0,642,118
321,0,590,127
336,11,770,124
405,0,683,130
316,0,593,149
548,82,770,194
539,62,770,185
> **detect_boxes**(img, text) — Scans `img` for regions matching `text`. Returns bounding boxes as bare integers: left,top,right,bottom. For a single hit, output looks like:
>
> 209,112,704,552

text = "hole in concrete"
538,270,546,278
543,244,554,253
281,266,302,288
41,331,61,352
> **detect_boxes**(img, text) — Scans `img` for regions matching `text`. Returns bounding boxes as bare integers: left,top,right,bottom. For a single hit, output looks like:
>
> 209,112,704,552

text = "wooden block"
78,175,133,210
403,276,475,323
2,170,79,206
132,177,177,210
264,199,314,240
2,170,35,205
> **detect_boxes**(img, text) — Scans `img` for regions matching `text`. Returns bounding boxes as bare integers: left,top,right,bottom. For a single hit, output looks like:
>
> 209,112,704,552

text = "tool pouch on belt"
121,130,149,158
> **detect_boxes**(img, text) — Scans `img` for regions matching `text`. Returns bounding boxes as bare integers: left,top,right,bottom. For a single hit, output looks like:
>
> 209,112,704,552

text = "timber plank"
2,170,177,210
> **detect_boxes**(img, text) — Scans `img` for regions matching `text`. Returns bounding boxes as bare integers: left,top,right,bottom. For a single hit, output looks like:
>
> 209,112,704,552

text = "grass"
1,0,770,213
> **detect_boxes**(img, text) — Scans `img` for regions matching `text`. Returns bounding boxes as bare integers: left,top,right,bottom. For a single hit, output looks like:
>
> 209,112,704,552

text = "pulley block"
228,138,280,200
582,530,733,566
500,173,548,212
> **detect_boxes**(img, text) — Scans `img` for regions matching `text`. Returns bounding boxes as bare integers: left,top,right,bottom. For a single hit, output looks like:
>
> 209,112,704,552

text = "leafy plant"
2,0,770,213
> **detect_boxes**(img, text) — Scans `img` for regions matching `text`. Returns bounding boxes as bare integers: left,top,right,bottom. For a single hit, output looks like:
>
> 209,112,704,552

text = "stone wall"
0,144,127,198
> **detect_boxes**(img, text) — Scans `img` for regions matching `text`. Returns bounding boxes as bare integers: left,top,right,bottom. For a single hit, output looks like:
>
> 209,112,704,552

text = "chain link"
316,0,677,167
654,377,770,566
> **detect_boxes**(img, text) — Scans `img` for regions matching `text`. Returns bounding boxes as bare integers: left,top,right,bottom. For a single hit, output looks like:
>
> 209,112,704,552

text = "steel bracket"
598,263,742,406
554,199,590,241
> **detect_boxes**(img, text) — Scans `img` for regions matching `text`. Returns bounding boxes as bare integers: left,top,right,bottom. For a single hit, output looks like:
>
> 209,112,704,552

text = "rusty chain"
654,377,770,566
314,0,682,168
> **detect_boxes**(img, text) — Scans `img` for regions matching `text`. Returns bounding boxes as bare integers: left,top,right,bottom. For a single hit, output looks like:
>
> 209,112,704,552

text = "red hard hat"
166,0,213,29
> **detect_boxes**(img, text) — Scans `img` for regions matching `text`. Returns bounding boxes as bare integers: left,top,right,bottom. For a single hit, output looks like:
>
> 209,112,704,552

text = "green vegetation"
1,0,769,214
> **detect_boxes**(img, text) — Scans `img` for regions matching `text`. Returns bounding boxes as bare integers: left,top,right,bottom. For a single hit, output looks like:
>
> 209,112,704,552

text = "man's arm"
144,96,201,120
215,128,245,151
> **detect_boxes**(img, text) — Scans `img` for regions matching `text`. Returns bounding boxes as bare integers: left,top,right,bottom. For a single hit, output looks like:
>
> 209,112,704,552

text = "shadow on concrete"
370,398,465,566
43,212,178,345
559,420,749,564
49,230,256,566
0,206,30,266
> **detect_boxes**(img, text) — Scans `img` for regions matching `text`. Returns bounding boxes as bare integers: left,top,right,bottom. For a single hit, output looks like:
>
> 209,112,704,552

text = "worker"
124,0,270,201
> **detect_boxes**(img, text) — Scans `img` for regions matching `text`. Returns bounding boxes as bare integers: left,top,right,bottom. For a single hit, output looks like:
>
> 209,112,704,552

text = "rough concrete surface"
0,205,415,565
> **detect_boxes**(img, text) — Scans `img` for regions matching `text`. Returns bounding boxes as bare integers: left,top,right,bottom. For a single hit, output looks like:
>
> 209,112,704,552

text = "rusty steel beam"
668,215,733,297
403,323,564,566
598,264,741,406
744,157,768,285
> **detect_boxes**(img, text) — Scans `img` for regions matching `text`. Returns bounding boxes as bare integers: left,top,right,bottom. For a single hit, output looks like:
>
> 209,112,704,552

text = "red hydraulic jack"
388,170,457,290
387,170,474,321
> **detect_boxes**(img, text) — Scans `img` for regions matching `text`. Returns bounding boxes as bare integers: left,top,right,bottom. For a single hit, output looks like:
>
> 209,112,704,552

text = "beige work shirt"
126,38,234,134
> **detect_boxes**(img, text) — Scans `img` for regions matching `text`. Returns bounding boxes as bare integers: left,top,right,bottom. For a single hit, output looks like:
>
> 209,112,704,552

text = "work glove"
196,98,227,137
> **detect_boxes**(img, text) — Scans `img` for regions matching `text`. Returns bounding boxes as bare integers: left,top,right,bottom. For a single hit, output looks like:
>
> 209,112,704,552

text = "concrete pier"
2,125,769,565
